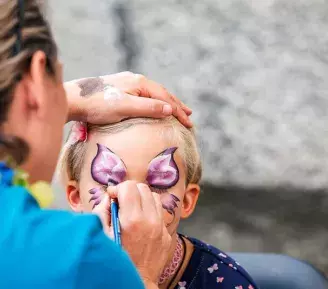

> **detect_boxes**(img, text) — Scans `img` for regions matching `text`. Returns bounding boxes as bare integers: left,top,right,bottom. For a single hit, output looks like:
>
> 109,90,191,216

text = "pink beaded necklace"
159,235,184,285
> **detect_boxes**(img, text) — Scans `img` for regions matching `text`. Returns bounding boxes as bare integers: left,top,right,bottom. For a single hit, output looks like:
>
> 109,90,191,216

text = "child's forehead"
87,124,181,164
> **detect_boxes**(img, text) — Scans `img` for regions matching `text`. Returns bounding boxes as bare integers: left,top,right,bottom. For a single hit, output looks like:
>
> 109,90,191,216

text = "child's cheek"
81,187,101,212
163,210,182,235
85,201,95,212
160,191,182,234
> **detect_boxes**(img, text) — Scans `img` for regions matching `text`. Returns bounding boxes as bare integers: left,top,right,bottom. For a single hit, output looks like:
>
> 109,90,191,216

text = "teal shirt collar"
0,162,14,187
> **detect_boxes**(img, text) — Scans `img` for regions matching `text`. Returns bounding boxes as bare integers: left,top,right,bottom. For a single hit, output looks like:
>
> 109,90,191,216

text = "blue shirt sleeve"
0,186,144,289
75,215,144,289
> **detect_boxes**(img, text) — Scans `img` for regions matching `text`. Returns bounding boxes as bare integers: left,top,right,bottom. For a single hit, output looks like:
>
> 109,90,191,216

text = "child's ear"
181,183,200,219
66,180,83,212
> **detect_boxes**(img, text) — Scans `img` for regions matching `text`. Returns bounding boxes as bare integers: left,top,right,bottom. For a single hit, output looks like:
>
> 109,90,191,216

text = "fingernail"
163,104,172,115
108,187,118,198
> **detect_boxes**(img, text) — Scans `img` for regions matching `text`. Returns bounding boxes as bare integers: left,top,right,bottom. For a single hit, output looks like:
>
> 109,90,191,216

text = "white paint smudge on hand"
104,85,124,102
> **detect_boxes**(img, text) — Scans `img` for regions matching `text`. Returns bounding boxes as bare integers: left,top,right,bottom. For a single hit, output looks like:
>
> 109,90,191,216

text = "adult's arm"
76,216,161,289
73,215,145,289
64,71,192,127
0,185,152,289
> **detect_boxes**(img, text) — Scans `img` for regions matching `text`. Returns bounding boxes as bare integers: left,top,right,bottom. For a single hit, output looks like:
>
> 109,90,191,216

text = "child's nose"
123,164,148,185
124,176,147,186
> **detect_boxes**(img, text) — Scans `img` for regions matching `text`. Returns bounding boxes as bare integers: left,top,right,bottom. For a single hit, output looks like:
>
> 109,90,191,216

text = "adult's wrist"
64,81,86,123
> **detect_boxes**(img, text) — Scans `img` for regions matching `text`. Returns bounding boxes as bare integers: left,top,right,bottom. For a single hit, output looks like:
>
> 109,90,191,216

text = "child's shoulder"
187,236,237,262
178,234,259,289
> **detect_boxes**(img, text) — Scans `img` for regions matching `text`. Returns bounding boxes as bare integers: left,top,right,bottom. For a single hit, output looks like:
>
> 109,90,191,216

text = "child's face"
66,124,200,235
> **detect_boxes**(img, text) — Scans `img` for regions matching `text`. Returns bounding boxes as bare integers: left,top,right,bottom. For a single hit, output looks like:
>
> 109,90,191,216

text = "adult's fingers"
162,223,172,251
137,183,157,216
172,93,193,116
118,95,173,119
175,104,193,128
102,72,192,115
107,186,118,199
114,181,142,218
165,89,192,116
153,192,164,220
134,75,193,127
119,94,192,128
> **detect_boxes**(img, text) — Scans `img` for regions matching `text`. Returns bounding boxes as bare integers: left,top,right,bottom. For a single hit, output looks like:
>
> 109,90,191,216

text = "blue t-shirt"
0,185,144,289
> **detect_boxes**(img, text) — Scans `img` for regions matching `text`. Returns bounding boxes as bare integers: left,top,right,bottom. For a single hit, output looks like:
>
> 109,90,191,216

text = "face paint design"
146,147,179,189
147,147,181,224
89,186,106,209
161,193,180,217
152,188,180,226
89,144,126,208
91,144,127,186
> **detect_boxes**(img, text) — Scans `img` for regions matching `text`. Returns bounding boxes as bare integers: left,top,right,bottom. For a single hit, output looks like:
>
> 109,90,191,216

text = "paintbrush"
111,197,121,246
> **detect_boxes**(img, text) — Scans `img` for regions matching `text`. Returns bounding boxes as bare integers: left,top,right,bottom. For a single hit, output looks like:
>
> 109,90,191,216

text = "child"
58,117,259,289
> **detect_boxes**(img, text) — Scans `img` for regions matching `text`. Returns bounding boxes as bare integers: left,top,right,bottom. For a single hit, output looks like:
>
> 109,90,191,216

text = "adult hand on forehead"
65,71,192,127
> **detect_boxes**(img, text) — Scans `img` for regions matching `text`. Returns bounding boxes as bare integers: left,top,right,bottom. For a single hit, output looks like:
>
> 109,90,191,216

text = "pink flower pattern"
178,281,187,289
207,263,218,273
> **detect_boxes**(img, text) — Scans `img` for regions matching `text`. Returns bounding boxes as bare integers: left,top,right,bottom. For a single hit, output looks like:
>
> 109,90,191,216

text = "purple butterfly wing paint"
91,144,126,185
161,193,180,217
89,186,106,209
146,147,179,189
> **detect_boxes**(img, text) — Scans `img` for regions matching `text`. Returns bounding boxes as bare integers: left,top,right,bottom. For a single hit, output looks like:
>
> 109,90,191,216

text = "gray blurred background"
48,0,328,275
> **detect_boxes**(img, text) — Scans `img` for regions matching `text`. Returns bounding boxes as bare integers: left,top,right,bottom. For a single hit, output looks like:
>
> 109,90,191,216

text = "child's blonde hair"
58,117,202,186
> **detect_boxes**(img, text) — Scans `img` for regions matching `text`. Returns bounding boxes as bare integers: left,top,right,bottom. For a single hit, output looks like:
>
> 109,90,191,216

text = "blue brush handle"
111,199,121,246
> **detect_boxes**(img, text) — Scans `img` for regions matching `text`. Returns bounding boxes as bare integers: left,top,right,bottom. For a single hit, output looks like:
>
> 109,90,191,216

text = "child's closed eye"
149,186,168,194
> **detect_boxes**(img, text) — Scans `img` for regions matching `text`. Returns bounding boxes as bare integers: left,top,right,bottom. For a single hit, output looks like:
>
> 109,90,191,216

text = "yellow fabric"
29,181,54,208
12,166,54,208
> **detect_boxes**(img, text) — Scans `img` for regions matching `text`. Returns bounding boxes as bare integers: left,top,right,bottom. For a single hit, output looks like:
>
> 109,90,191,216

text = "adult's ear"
27,50,49,119
181,183,200,219
7,51,48,129
66,180,83,212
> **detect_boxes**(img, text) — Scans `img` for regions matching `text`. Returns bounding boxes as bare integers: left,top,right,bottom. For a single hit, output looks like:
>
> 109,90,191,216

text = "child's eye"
107,180,117,187
150,186,168,194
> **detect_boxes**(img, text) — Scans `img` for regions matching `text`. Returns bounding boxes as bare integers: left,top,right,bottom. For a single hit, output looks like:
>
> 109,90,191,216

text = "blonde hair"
58,117,202,186
0,0,57,164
